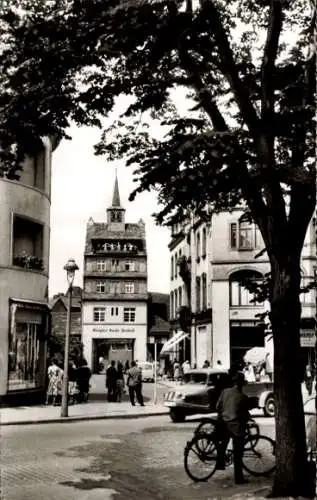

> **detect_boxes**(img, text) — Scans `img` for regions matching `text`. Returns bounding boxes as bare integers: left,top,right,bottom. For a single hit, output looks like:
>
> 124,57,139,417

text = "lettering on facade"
92,327,136,334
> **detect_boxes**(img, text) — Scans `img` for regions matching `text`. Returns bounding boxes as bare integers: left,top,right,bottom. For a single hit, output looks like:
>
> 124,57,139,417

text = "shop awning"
160,331,189,356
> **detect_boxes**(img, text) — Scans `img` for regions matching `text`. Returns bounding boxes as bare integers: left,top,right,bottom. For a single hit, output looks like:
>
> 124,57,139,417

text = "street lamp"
61,258,79,418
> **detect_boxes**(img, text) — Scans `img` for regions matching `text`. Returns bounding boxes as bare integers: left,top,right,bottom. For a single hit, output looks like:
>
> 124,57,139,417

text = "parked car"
138,361,157,382
164,368,274,422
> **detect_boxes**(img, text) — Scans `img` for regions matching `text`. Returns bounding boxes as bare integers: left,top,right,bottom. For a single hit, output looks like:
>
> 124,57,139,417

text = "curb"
0,409,169,427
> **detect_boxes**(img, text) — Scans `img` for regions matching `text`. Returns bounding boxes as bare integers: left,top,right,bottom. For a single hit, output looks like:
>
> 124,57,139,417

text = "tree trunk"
269,256,311,498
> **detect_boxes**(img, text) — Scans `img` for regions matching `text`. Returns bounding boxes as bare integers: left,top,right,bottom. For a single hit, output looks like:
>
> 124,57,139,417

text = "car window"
183,373,207,385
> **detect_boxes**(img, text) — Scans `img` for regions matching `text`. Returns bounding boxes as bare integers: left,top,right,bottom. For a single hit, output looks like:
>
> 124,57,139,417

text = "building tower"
82,172,148,372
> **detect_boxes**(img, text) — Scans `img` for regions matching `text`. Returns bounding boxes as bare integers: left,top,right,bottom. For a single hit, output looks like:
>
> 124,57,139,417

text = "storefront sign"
92,327,136,334
300,330,315,348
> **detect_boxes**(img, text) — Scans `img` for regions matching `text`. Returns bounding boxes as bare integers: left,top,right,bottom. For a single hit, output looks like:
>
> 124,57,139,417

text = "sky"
49,124,170,297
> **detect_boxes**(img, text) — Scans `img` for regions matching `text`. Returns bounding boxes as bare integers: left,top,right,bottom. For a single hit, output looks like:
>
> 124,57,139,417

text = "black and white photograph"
0,0,316,499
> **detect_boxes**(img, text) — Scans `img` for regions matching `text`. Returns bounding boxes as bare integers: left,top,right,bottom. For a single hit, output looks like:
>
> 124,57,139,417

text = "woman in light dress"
45,358,63,406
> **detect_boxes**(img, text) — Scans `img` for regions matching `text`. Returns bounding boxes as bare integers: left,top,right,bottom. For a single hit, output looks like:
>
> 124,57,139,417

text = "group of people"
106,360,144,406
45,357,91,406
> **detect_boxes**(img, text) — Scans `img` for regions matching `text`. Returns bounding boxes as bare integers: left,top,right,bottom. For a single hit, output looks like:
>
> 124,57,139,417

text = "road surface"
1,414,275,500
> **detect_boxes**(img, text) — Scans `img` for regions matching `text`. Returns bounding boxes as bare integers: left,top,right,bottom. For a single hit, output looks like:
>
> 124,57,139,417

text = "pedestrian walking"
106,360,117,402
76,359,91,403
173,360,180,381
45,358,63,406
127,360,144,406
216,372,250,484
68,360,78,404
116,362,125,402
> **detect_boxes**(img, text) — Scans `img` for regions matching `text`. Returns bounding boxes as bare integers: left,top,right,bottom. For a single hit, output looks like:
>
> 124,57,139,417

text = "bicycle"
184,425,276,482
194,417,260,447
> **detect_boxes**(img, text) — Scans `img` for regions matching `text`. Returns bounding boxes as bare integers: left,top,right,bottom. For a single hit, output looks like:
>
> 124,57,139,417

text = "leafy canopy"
0,0,315,244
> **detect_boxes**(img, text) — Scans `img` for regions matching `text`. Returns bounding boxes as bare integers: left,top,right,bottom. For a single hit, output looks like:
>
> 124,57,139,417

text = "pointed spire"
112,168,121,207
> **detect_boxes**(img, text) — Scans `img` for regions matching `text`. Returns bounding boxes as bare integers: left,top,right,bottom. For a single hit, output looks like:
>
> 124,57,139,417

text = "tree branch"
199,0,261,140
261,0,283,125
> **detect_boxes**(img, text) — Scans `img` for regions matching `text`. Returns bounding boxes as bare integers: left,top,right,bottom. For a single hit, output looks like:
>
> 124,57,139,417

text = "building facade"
168,209,316,370
0,137,57,404
147,292,170,366
50,286,83,342
82,175,148,372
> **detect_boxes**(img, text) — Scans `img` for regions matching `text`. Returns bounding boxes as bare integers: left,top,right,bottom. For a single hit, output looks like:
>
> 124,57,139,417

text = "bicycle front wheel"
184,434,218,482
243,435,276,477
194,418,217,437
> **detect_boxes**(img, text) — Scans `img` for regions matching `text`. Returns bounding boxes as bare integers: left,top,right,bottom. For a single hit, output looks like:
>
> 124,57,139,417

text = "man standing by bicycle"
216,371,250,484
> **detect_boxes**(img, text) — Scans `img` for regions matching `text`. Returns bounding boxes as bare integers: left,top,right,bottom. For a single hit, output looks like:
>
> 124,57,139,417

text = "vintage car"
164,368,274,422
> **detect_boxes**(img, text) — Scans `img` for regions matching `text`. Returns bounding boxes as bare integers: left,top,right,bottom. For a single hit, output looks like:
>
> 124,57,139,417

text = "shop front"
92,338,134,373
5,298,49,404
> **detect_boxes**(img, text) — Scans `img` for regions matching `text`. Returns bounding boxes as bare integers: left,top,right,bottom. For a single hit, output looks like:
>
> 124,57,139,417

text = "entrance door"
92,339,110,373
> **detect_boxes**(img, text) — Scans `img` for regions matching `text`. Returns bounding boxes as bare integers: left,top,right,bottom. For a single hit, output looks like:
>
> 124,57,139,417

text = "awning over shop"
160,331,189,356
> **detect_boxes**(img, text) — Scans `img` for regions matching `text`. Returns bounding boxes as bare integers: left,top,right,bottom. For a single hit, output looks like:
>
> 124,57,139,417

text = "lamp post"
61,258,79,418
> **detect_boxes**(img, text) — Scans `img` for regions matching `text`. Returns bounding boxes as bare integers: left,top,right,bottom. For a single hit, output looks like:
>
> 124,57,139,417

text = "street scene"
0,0,316,499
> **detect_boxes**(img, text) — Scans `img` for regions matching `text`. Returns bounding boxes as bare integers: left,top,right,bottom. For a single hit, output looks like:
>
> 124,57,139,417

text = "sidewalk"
0,400,168,426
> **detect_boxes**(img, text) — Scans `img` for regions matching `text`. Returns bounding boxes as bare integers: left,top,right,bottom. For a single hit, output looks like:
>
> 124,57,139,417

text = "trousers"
128,384,144,406
216,420,246,483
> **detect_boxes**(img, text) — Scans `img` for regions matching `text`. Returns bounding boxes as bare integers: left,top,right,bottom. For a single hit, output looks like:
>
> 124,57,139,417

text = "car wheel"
170,410,186,423
264,395,275,417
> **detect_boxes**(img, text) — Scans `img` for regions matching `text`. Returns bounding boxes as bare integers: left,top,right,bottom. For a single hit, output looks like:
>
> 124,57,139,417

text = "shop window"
123,307,136,323
8,323,41,390
12,215,44,270
93,307,106,322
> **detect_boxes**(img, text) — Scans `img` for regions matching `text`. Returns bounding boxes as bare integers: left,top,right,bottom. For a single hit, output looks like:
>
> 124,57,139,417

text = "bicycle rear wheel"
184,434,218,482
242,435,276,477
244,419,260,450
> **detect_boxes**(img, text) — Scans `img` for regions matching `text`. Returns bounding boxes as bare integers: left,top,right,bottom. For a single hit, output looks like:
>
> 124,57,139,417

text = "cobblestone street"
1,416,275,500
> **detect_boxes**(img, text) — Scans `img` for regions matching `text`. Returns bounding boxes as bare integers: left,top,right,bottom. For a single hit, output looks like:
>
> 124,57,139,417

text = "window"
12,215,44,269
230,222,257,250
183,372,207,385
174,253,178,278
93,307,106,322
196,276,201,312
8,322,41,390
202,227,207,257
97,260,107,271
174,289,178,316
171,256,174,280
125,282,135,294
123,307,136,322
125,260,135,271
229,271,262,306
178,286,182,307
111,211,122,223
170,292,174,320
202,273,207,310
111,306,119,316
96,282,106,293
111,259,119,270
196,232,201,260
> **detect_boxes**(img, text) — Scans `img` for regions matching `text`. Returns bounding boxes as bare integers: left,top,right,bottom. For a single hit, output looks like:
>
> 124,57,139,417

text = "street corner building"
168,209,316,370
81,172,148,373
0,137,58,405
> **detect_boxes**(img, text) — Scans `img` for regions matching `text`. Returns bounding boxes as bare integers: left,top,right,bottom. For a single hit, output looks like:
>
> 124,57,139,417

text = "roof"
86,222,145,241
50,293,82,311
111,173,121,207
149,315,170,334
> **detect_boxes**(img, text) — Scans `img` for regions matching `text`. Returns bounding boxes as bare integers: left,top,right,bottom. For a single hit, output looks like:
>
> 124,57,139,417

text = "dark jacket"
106,366,117,387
